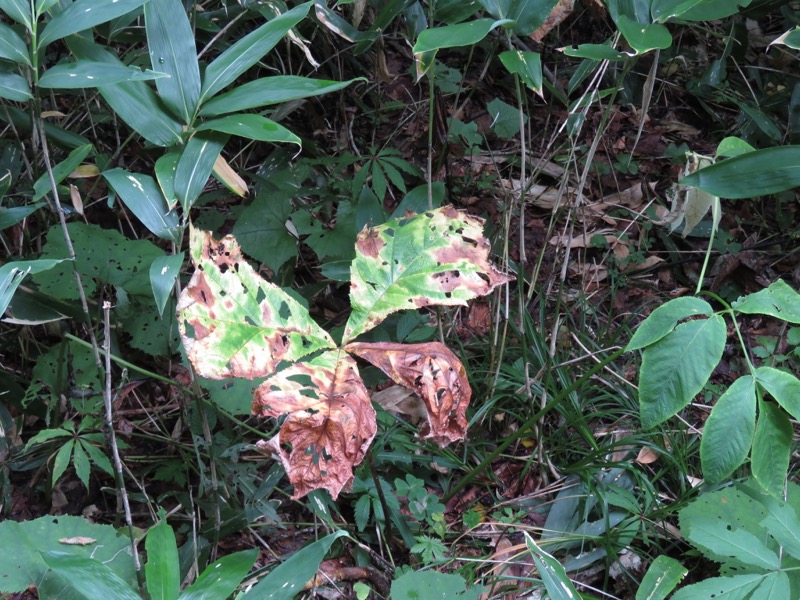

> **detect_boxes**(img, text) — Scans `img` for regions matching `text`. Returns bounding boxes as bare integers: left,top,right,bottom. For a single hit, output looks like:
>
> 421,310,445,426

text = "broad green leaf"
103,168,181,242
174,132,227,212
676,0,753,22
199,2,311,103
35,0,59,15
145,0,200,123
627,296,713,351
199,76,363,117
0,71,32,101
38,0,148,48
24,427,72,446
0,203,45,231
670,573,765,600
39,61,165,88
0,515,135,595
232,191,297,274
180,549,257,600
524,532,580,599
67,36,184,147
149,253,184,318
680,146,800,199
72,440,90,488
752,400,792,497
638,316,726,428
196,115,301,147
0,21,30,65
390,571,483,600
770,27,800,50
561,43,629,61
700,375,756,483
32,143,93,202
42,552,140,600
52,439,75,487
0,0,32,30
636,555,687,600
476,0,559,35
755,366,800,420
177,227,335,380
617,15,672,54
498,50,543,95
343,206,514,343
716,136,755,158
733,279,800,324
687,518,780,570
154,151,180,206
242,531,349,599
0,259,63,316
145,521,180,600
752,571,790,600
761,504,800,560
651,0,708,22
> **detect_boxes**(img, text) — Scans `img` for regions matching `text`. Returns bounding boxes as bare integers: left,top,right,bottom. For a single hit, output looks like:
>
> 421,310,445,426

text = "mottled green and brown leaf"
177,227,335,379
343,205,513,342
253,350,376,499
346,341,470,446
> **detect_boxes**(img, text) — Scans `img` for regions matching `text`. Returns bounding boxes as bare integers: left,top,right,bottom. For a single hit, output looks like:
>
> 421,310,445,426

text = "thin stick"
103,302,145,594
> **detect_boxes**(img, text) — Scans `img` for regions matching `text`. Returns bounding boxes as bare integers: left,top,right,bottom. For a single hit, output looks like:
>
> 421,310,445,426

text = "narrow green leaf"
67,36,184,147
81,442,113,477
196,115,301,147
733,279,800,324
38,0,148,48
670,573,764,600
179,548,257,600
39,60,165,88
561,43,629,61
639,316,726,428
752,400,792,497
199,76,363,117
150,253,184,318
154,151,180,206
680,146,800,199
617,15,672,54
651,0,708,22
103,168,181,242
0,259,64,316
144,0,200,123
761,504,800,561
199,2,311,103
41,552,140,600
0,21,30,65
343,206,513,343
498,50,543,95
677,0,753,22
627,297,714,351
241,531,349,599
701,375,756,483
755,366,800,420
0,203,45,230
0,0,32,30
24,427,72,447
0,71,32,101
35,0,58,15
636,555,687,600
72,441,90,489
32,143,93,202
52,439,75,487
177,227,335,380
146,521,180,600
523,532,580,600
174,132,227,212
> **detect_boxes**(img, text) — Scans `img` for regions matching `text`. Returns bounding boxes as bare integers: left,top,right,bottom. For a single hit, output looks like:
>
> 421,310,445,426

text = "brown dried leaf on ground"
530,0,575,42
253,350,376,499
346,341,471,446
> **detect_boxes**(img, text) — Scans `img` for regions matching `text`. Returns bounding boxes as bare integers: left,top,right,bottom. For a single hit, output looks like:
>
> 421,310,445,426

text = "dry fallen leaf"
59,537,96,545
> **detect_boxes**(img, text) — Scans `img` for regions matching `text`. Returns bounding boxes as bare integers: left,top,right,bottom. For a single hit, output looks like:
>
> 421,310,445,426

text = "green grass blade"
145,521,180,600
38,0,147,48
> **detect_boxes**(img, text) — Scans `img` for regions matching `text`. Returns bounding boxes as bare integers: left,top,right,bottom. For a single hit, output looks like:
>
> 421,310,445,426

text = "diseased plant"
178,205,513,499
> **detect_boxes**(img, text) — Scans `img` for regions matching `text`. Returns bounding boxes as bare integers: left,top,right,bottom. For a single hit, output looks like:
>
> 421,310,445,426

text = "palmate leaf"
177,227,335,381
253,350,376,500
346,341,471,445
343,205,514,343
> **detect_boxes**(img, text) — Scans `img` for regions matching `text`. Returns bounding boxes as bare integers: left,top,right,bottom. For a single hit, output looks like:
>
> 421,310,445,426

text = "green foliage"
391,570,483,600
629,280,800,493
